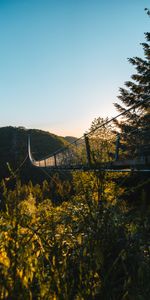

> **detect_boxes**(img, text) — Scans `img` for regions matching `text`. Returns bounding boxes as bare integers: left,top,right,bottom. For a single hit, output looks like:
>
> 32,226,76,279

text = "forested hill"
64,136,78,143
0,126,68,182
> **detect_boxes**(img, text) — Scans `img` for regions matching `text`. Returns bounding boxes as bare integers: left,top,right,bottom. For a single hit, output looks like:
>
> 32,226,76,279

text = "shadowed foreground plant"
0,176,150,299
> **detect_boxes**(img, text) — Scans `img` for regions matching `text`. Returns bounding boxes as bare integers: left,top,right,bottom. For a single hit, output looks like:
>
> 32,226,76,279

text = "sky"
0,0,149,137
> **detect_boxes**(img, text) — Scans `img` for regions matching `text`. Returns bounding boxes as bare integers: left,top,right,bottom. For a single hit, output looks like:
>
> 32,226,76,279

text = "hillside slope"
0,126,67,182
64,136,77,144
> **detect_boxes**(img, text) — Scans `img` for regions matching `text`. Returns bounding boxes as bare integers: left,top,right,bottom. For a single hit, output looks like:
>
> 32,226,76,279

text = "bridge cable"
29,97,150,168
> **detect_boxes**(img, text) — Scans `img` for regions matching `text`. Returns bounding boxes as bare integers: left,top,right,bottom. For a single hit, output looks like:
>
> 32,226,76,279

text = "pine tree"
114,10,150,159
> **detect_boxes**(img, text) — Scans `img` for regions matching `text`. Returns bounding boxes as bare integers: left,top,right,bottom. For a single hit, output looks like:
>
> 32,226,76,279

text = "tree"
87,117,116,163
114,11,150,158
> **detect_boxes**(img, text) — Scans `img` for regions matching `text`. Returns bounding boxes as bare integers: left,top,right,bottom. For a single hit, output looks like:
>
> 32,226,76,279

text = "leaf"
77,234,82,245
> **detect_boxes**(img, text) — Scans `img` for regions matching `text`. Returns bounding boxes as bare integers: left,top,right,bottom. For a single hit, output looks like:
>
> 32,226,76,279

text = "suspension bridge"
28,98,150,172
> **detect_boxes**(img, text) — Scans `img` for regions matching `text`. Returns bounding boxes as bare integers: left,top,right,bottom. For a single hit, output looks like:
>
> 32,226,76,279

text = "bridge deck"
34,156,150,172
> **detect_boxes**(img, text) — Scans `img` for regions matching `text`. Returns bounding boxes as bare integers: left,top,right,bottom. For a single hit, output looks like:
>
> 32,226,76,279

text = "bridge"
28,99,150,172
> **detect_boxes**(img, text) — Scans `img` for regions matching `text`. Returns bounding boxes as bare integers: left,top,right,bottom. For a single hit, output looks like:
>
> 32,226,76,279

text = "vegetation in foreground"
0,171,150,300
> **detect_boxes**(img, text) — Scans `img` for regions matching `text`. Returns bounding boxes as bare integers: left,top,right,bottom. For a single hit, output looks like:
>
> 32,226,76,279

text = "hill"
0,126,68,182
64,136,78,144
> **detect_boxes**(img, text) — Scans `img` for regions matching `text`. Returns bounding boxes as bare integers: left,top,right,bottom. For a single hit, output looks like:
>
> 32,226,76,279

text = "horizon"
0,0,149,137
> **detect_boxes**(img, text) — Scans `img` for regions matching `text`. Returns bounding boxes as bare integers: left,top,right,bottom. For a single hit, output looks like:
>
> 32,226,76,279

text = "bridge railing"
28,98,150,170
29,136,88,168
29,126,150,169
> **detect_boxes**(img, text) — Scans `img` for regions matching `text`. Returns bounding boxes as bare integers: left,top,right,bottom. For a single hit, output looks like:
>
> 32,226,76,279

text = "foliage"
0,172,149,299
87,117,116,163
114,14,150,159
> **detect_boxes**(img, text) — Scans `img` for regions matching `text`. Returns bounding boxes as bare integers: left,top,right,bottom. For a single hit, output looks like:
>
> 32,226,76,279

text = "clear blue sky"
0,0,149,136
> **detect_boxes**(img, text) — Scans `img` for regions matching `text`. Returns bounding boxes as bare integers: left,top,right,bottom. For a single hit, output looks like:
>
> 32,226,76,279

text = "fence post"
115,133,120,161
54,154,57,167
84,134,91,166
